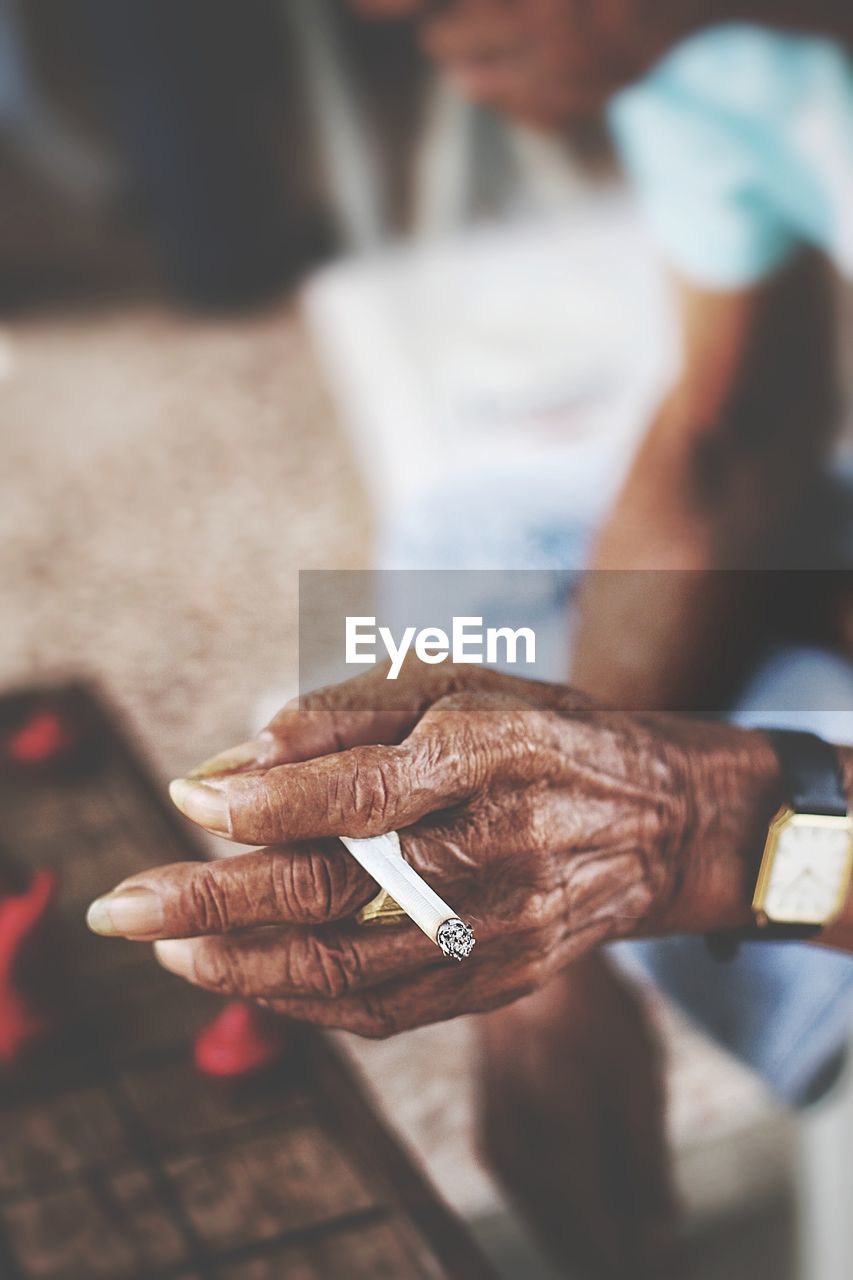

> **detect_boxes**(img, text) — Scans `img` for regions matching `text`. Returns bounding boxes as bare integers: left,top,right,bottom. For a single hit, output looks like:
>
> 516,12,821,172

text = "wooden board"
0,683,497,1280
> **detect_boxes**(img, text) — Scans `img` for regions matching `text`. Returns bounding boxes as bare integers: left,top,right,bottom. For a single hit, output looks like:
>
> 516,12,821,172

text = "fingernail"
187,738,267,780
86,887,164,938
169,778,231,835
154,938,196,979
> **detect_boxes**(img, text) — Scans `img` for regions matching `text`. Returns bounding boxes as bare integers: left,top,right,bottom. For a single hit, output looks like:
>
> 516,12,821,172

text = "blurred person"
345,2,853,1273
77,0,305,306
84,5,853,1277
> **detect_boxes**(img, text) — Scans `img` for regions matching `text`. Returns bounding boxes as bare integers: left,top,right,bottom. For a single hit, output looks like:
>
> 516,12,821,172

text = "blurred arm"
571,254,839,711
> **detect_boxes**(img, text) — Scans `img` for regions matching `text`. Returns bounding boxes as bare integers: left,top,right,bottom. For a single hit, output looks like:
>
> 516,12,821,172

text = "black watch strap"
706,921,822,960
707,729,847,960
764,729,847,817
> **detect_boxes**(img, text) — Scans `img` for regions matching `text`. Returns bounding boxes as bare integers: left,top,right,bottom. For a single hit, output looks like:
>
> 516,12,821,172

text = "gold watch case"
753,805,853,927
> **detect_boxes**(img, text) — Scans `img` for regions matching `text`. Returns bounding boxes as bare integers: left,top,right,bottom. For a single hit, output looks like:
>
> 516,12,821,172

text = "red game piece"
7,709,75,765
193,1000,288,1079
0,870,57,1065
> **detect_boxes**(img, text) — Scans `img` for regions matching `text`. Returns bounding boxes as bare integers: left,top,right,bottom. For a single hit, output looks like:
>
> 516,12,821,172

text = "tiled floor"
0,303,370,777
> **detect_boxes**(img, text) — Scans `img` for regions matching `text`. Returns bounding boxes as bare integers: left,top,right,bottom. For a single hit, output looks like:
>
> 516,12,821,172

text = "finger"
186,661,579,781
85,817,489,942
186,732,291,781
262,699,413,763
153,921,442,1000
259,951,536,1038
85,843,376,940
188,692,412,783
170,738,473,845
257,657,536,762
186,661,445,780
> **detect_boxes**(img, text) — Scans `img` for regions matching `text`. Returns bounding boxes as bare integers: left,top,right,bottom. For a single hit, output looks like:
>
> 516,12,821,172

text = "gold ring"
354,830,409,925
356,887,408,926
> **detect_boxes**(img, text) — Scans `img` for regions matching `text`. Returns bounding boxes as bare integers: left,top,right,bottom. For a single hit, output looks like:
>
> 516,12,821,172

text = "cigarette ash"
437,918,476,962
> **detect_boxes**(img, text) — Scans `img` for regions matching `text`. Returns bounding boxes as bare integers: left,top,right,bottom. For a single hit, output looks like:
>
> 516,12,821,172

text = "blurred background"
1,3,852,1279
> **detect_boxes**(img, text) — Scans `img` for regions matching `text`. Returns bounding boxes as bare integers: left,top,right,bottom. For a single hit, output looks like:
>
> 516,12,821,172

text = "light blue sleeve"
608,27,801,289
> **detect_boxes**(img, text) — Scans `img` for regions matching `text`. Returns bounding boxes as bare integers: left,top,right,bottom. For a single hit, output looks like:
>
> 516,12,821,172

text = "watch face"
756,810,853,925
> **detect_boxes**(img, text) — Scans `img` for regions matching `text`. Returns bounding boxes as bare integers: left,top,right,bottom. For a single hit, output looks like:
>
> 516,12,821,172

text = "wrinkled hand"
480,953,679,1279
348,1,730,125
86,659,777,1037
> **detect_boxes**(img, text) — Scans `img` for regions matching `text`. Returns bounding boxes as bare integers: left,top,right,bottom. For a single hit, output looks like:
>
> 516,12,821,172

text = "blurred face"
351,1,720,126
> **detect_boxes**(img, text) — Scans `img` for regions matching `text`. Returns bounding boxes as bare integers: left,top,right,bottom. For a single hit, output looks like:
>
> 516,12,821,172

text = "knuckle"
302,936,355,1000
306,855,339,918
515,890,554,930
273,852,344,923
523,795,553,856
342,749,401,829
183,868,231,934
408,729,450,787
253,783,282,842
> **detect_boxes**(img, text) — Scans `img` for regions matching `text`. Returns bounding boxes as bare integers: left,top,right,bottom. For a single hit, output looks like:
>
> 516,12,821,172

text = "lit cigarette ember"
435,917,477,962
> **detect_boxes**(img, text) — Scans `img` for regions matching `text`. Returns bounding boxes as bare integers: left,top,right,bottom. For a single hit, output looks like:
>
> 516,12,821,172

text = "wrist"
645,720,784,937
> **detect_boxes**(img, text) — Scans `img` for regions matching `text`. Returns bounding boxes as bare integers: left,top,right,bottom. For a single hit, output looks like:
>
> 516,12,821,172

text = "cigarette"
339,832,476,962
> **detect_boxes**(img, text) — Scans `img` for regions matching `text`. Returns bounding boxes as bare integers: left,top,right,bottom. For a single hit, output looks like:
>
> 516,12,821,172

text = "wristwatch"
753,730,853,935
709,730,853,958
